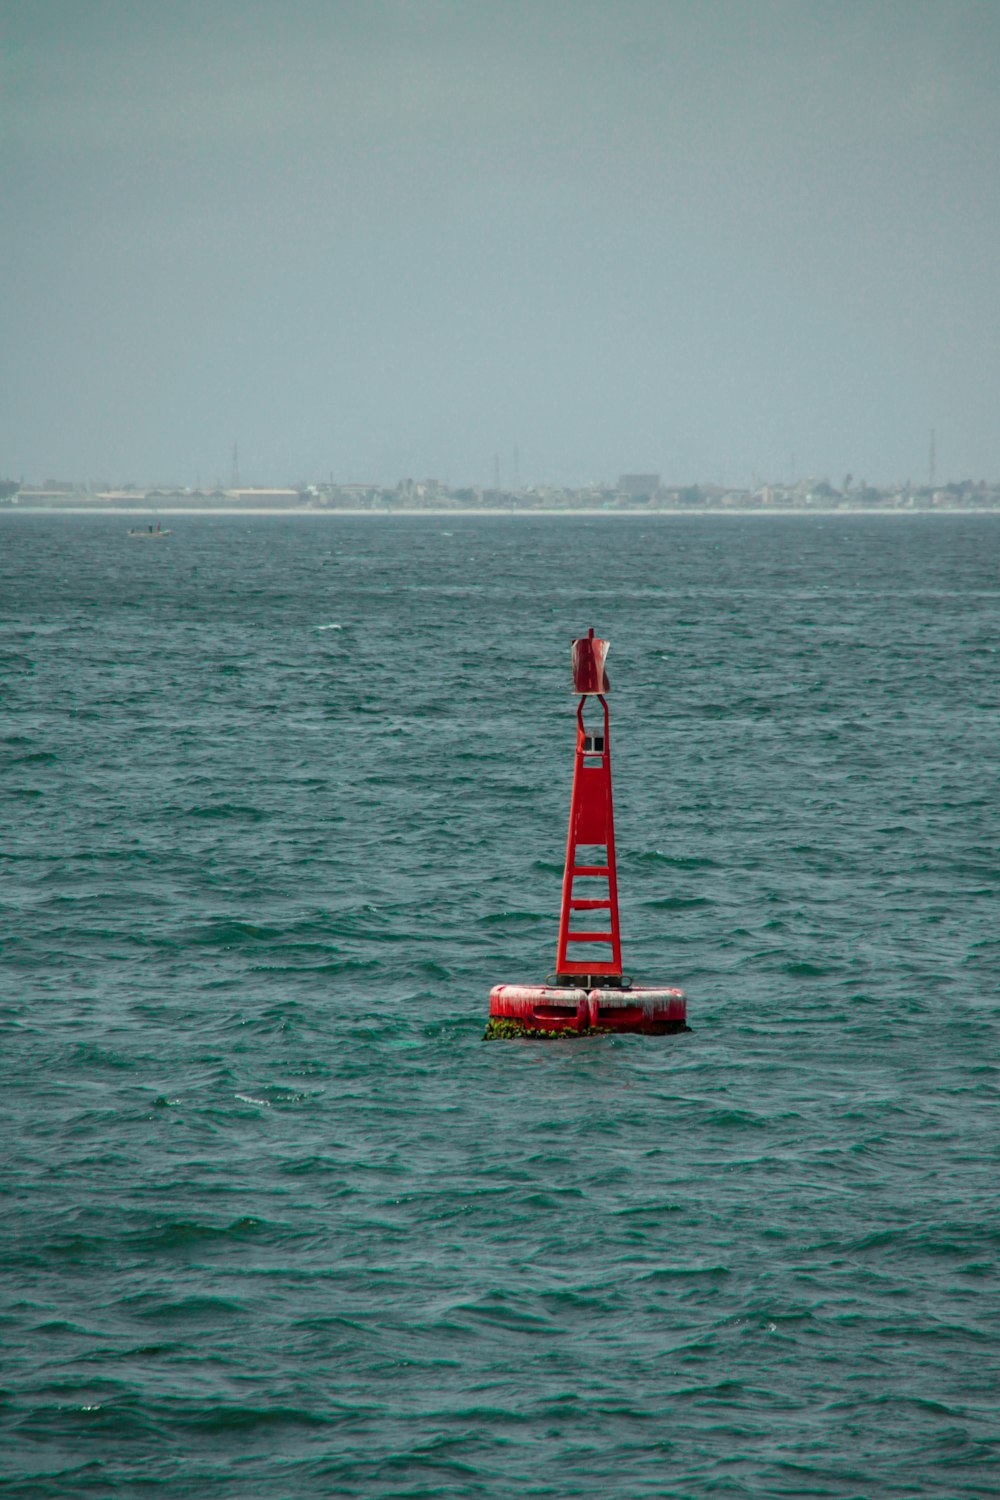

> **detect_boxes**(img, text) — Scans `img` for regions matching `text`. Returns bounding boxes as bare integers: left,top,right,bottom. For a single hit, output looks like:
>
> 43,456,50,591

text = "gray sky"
3,0,999,488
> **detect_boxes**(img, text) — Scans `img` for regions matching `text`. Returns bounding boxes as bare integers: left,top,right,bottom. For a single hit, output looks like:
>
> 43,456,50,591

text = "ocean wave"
180,803,270,822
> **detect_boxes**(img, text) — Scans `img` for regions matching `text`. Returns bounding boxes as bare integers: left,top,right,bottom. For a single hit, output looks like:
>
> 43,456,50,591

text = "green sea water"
1,513,998,1497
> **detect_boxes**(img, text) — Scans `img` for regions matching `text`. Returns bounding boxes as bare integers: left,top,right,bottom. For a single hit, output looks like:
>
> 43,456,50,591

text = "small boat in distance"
128,522,172,538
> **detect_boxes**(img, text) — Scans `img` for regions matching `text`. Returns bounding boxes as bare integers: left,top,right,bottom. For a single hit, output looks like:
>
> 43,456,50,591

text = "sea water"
1,513,997,1497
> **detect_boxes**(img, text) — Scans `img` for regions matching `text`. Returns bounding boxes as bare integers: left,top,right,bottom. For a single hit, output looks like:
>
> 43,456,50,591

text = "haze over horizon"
3,0,999,489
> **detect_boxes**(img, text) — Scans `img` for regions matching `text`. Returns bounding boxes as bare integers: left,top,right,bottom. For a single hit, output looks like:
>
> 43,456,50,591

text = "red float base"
487,982,688,1036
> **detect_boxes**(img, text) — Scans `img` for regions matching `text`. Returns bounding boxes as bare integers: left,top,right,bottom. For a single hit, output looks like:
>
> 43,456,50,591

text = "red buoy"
486,630,689,1038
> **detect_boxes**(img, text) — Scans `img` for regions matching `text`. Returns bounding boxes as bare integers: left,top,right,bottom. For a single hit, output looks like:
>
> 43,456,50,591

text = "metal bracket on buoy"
486,629,689,1038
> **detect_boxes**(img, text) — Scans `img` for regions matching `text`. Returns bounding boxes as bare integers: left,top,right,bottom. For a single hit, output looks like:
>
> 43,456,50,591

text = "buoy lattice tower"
487,630,688,1037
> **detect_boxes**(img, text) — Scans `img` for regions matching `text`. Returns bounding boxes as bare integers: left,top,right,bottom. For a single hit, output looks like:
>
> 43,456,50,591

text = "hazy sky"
3,0,999,487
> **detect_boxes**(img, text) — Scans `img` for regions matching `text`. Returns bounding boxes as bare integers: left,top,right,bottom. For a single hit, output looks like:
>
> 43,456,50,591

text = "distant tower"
513,446,520,489
929,429,936,490
231,443,241,490
494,452,501,490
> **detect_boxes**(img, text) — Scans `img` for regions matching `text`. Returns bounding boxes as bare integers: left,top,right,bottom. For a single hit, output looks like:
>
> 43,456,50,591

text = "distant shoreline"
2,505,998,519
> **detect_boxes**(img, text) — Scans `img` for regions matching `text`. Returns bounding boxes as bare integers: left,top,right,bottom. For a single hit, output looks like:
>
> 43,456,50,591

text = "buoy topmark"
486,630,689,1039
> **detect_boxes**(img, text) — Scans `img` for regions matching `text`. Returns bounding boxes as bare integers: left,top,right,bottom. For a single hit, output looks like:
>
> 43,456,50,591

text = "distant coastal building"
618,473,661,497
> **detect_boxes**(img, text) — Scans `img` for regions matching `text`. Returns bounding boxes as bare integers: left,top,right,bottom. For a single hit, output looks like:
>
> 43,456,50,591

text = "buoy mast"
555,630,622,985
